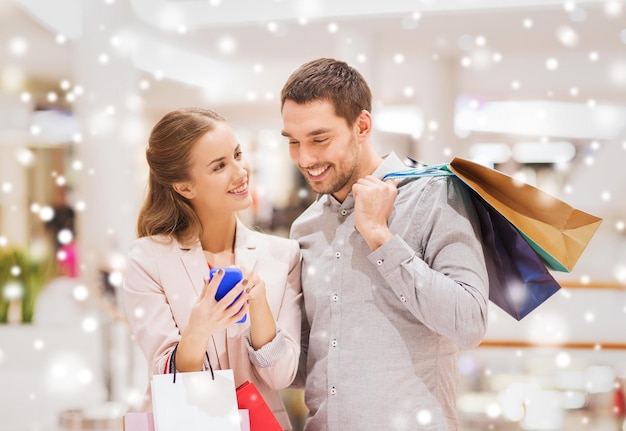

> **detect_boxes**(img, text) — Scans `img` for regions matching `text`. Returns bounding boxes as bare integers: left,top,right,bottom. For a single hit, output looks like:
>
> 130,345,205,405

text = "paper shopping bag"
151,369,241,431
447,157,602,272
383,157,602,320
123,411,251,431
470,188,562,320
239,409,251,431
236,381,282,431
123,412,154,431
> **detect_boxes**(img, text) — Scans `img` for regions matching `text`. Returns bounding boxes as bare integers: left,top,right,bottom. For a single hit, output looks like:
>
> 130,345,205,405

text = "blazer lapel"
179,240,206,297
234,219,258,272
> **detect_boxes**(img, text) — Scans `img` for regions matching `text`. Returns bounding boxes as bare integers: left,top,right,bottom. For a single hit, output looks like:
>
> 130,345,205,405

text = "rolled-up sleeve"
244,327,287,367
369,176,489,348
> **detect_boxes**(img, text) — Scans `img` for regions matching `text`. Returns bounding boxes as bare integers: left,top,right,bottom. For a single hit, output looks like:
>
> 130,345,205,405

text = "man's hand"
352,175,398,251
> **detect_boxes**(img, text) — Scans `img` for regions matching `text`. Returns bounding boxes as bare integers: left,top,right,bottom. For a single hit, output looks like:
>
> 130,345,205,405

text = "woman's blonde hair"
137,107,225,243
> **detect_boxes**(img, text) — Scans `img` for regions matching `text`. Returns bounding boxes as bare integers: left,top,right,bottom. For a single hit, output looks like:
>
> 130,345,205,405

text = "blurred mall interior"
1,0,626,430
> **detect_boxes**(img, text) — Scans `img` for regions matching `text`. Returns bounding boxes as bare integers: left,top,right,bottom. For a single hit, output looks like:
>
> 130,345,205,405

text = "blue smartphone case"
209,267,246,323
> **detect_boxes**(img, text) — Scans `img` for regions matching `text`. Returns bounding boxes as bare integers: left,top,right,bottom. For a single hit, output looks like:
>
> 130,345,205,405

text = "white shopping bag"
124,410,250,431
239,409,250,431
151,368,241,431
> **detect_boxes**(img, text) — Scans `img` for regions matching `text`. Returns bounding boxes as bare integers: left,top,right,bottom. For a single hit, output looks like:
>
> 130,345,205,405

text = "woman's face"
178,121,252,216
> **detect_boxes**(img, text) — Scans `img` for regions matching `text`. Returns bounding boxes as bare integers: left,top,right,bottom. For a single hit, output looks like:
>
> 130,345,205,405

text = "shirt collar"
372,152,407,178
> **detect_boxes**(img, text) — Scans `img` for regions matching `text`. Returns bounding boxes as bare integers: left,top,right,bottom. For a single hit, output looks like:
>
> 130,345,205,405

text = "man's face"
281,99,361,202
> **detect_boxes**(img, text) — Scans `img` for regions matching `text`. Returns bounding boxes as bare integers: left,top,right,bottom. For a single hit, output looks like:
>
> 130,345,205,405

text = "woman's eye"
235,151,243,159
213,163,225,171
313,138,327,144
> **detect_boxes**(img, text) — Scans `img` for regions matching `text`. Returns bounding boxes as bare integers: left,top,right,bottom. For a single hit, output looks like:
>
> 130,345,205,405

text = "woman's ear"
172,182,195,200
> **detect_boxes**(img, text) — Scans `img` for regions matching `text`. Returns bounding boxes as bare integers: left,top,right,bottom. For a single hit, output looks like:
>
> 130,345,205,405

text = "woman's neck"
199,215,237,253
200,215,237,268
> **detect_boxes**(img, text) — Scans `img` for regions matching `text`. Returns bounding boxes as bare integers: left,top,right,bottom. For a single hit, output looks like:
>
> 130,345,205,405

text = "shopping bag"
123,412,154,431
383,157,602,320
152,370,241,431
239,409,251,431
151,347,241,431
236,381,282,431
446,157,602,272
123,411,251,431
470,188,563,320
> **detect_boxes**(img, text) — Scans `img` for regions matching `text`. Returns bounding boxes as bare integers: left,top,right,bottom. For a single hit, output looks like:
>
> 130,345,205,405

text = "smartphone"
209,267,246,323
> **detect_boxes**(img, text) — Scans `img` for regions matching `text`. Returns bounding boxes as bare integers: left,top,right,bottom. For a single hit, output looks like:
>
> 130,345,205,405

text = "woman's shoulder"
130,235,191,253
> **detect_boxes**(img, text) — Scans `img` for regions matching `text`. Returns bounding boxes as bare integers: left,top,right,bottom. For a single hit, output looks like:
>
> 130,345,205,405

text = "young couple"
123,58,489,431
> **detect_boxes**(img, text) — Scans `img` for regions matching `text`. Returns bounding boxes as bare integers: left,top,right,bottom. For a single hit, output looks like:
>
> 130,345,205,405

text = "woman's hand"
185,270,249,342
177,269,250,371
191,269,250,333
241,267,267,304
241,267,276,350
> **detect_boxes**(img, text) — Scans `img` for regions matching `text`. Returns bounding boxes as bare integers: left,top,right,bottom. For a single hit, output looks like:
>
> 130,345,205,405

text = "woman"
123,107,302,430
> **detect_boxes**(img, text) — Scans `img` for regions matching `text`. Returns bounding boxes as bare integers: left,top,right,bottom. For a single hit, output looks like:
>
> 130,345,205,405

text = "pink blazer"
123,220,302,429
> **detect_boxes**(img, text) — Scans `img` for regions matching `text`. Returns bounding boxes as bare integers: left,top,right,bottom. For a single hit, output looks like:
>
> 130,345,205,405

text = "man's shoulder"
249,227,298,249
290,197,328,239
293,197,325,223
396,174,450,199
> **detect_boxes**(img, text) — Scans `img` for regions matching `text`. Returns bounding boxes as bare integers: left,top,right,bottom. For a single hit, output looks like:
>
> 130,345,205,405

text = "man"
280,58,489,430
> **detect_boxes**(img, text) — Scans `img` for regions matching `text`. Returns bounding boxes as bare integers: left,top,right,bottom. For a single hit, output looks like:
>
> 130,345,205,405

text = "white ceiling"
2,0,625,110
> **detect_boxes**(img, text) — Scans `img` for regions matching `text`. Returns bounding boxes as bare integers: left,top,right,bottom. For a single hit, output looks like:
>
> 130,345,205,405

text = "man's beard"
304,156,359,197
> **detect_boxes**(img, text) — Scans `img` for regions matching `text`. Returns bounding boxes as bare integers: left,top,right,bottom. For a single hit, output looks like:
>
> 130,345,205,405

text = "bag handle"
381,163,455,182
169,344,214,383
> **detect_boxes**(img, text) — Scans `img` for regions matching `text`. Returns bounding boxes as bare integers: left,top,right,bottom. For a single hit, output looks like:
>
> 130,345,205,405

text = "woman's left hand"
240,267,276,349
241,268,267,304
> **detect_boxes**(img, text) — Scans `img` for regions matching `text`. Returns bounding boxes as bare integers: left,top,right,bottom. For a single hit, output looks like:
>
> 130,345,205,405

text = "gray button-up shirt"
291,153,489,431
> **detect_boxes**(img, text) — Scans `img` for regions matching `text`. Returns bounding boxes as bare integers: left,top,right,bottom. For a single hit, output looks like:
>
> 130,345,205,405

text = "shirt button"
376,259,384,266
331,339,337,347
400,295,406,302
332,294,339,302
341,209,348,216
335,251,341,258
330,387,337,395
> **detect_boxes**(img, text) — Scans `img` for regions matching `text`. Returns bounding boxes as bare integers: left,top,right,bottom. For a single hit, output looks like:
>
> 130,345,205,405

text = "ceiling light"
374,105,424,138
512,141,576,164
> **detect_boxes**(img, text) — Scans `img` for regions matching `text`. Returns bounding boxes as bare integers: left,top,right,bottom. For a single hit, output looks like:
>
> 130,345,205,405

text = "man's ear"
355,110,372,138
172,181,195,200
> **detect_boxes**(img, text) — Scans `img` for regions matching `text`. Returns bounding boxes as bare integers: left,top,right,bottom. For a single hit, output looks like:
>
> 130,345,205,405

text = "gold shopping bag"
447,157,602,273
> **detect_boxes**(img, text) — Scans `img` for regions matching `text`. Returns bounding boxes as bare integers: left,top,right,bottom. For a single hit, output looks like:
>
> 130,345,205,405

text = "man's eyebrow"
281,129,331,138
